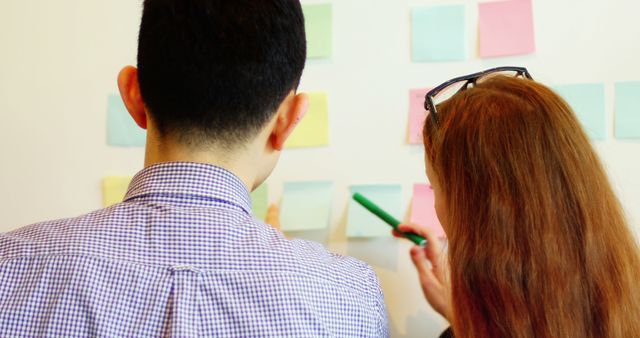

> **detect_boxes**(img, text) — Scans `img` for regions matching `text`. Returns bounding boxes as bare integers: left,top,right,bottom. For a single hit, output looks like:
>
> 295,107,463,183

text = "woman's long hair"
423,76,640,337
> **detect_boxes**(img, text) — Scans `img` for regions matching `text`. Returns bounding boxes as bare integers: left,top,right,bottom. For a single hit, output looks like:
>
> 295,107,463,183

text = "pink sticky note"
408,88,431,144
411,184,446,238
478,0,535,58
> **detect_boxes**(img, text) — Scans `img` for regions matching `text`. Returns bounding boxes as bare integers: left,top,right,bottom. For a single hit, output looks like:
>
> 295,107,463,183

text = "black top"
439,327,454,338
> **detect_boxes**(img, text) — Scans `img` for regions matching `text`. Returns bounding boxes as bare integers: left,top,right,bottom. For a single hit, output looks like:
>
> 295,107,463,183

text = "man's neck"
143,135,257,191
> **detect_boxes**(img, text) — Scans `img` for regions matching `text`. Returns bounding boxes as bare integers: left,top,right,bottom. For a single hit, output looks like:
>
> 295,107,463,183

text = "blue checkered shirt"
0,162,389,337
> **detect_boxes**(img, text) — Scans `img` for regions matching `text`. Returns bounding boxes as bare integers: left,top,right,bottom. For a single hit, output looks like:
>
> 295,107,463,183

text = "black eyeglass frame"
424,66,533,126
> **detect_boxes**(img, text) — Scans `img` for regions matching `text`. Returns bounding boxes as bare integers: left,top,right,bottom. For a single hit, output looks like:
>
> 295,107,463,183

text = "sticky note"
348,185,402,238
479,0,535,58
281,181,333,231
412,5,466,62
615,82,640,139
286,92,329,148
411,184,445,238
553,84,606,140
102,176,133,207
251,184,269,221
303,4,332,59
107,94,146,147
347,237,398,271
408,88,431,144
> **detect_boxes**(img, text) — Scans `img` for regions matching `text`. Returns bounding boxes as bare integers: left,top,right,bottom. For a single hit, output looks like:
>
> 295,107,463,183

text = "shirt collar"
123,162,252,215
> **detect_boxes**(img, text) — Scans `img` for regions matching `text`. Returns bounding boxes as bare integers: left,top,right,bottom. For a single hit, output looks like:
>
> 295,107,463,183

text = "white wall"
1,0,639,337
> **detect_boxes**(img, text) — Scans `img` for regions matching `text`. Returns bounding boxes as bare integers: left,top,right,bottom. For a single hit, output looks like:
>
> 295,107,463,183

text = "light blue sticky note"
412,5,466,62
251,184,269,221
107,94,146,147
553,84,606,140
348,185,402,238
615,82,640,139
281,181,333,231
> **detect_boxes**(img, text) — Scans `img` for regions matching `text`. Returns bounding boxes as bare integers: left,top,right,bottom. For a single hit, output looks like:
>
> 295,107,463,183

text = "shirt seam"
123,193,251,216
0,253,376,298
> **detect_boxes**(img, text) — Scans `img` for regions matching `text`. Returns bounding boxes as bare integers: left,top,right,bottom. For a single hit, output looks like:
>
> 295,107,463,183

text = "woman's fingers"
392,223,453,322
409,245,452,322
395,224,447,281
392,230,406,238
398,223,452,321
398,223,444,253
397,222,432,238
410,246,438,282
413,225,447,282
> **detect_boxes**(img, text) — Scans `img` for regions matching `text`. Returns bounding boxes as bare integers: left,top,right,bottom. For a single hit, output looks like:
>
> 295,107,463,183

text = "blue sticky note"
615,82,640,139
281,181,333,231
107,94,146,147
251,184,269,221
553,84,606,140
348,185,402,238
412,5,466,62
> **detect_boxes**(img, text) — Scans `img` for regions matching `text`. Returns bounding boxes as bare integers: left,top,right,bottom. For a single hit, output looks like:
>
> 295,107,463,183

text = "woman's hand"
395,223,452,322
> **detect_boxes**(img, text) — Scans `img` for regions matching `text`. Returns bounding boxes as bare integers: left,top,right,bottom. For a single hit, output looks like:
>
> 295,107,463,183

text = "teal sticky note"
615,82,640,139
251,184,269,221
348,185,402,238
303,4,332,59
553,84,606,140
412,5,466,62
281,181,333,231
107,94,146,147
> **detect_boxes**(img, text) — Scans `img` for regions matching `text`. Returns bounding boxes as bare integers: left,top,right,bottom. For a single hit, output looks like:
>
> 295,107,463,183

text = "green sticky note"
103,176,133,207
107,94,146,147
281,181,333,231
286,92,329,148
251,184,269,221
347,185,402,238
554,84,607,140
303,4,333,59
412,5,466,62
615,82,640,139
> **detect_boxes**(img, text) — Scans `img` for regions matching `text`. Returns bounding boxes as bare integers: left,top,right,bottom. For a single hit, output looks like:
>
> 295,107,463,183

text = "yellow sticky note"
286,92,329,148
102,176,133,207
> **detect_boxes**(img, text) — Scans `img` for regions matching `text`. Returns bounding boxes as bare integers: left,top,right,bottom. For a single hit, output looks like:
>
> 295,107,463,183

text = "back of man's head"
137,0,306,148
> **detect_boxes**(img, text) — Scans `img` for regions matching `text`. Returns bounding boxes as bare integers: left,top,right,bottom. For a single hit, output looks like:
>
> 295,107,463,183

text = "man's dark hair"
137,0,306,147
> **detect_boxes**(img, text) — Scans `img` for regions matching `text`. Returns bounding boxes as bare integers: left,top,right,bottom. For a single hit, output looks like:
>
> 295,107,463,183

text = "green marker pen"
352,192,427,247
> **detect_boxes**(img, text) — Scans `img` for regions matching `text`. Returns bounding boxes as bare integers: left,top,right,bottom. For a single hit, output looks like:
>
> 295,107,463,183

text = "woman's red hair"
423,76,640,337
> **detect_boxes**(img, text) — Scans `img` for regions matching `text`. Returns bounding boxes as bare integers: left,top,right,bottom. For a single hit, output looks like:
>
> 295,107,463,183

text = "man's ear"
271,92,309,151
117,66,148,130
